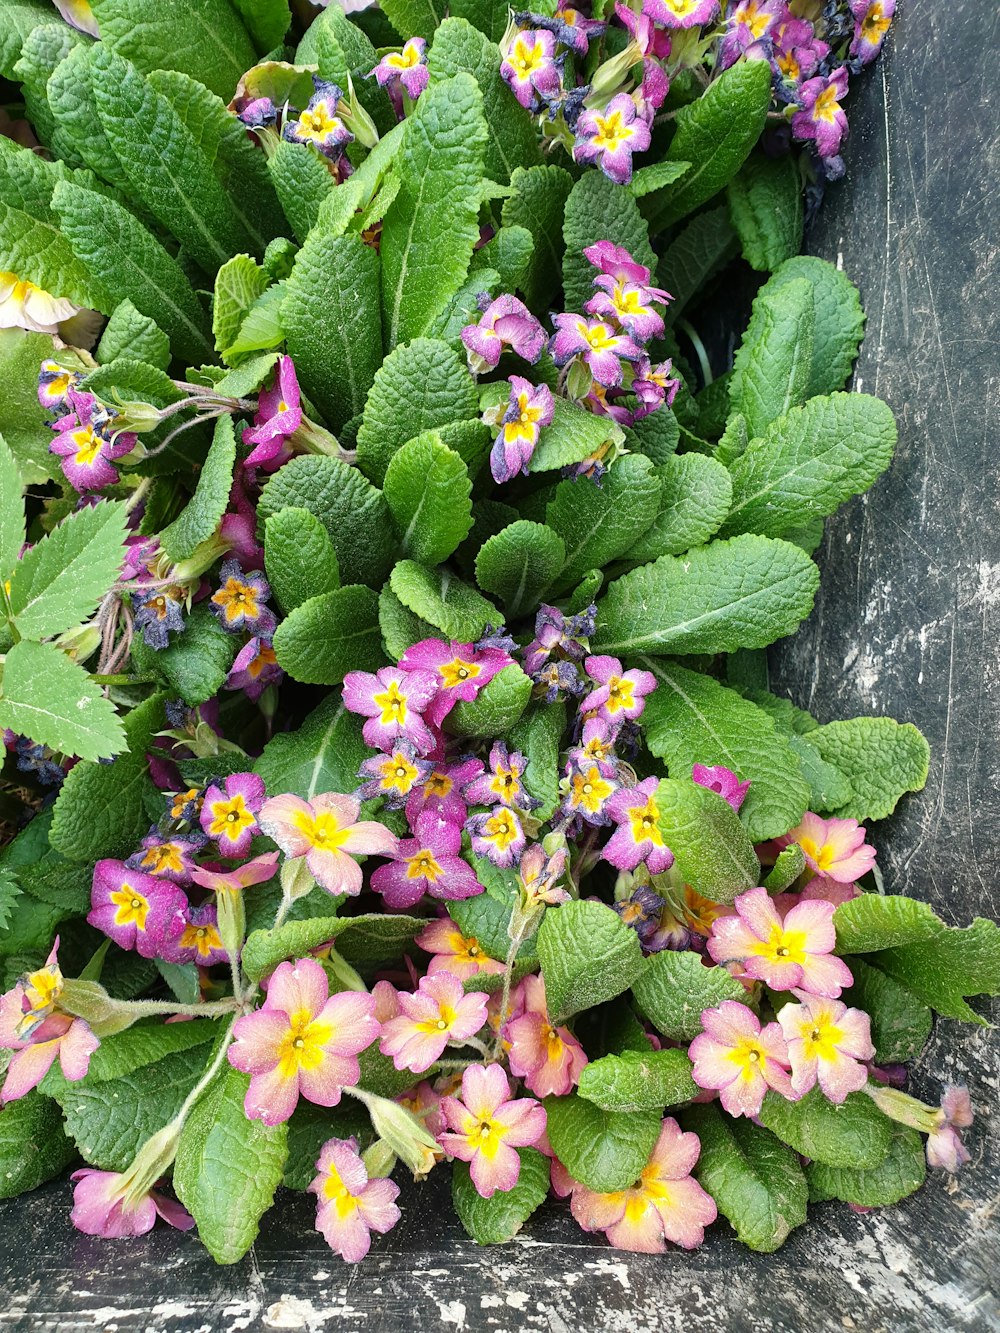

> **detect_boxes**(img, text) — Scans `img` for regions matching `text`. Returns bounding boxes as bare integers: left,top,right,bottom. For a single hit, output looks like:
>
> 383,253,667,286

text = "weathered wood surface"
1,4,998,1329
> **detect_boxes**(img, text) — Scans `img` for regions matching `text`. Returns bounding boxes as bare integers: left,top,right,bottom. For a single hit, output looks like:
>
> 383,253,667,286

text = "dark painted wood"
2,6,998,1329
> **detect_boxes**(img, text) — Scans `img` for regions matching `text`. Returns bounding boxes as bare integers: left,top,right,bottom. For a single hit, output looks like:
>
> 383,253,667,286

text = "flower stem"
676,316,713,387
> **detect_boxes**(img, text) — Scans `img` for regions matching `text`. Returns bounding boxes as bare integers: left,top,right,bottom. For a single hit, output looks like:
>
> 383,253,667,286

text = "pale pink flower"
439,1064,546,1197
379,973,489,1074
777,811,876,883
689,1000,795,1118
504,975,588,1098
258,791,398,896
309,1137,401,1262
415,917,505,983
777,994,875,1102
70,1169,194,1238
707,886,854,997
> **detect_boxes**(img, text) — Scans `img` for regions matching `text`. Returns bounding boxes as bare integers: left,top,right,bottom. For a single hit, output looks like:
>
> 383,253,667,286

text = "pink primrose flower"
199,771,265,859
504,975,588,1098
399,638,513,727
777,994,875,1103
258,791,398,896
776,811,876,883
88,860,187,958
379,972,489,1074
689,1000,795,1117
309,1136,401,1262
439,1063,547,1198
370,811,482,909
415,917,505,983
707,886,854,997
342,665,440,754
70,1169,194,1238
601,776,675,875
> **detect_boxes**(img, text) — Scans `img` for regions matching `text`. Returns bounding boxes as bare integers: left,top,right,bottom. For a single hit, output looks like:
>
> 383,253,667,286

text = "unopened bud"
351,1089,441,1178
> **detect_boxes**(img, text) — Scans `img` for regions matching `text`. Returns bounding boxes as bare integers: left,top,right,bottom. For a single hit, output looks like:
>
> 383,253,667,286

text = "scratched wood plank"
1,8,998,1330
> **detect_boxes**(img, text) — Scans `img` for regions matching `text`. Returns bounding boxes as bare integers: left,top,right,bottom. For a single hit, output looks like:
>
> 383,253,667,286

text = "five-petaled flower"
415,918,506,982
551,312,642,387
283,78,353,159
210,559,276,635
380,972,489,1073
467,805,526,867
88,860,187,958
228,958,380,1125
792,68,850,161
573,94,651,186
399,638,513,727
707,887,854,997
504,974,588,1098
259,791,398,896
777,994,875,1103
580,655,656,723
163,901,227,966
460,294,547,374
372,37,430,113
500,28,562,111
464,742,536,811
356,741,431,809
563,762,618,825
0,942,99,1103
49,389,135,492
602,777,674,874
718,0,784,69
850,0,894,66
689,1000,795,1118
200,771,265,859
126,828,204,884
342,666,440,754
777,811,876,883
225,635,283,702
439,1063,547,1198
309,1137,401,1262
371,811,482,909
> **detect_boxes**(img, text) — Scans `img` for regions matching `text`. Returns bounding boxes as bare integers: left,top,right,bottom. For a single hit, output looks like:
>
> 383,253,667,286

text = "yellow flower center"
439,657,481,689
426,771,453,798
800,1014,844,1062
605,675,635,714
111,884,150,930
484,811,519,850
418,1003,456,1036
812,84,841,124
72,426,104,467
796,834,835,872
628,794,664,847
570,766,613,813
208,793,254,841
212,578,261,623
511,35,545,76
292,808,349,851
742,1,773,38
862,3,891,41
406,849,443,882
140,843,185,875
591,112,631,155
277,1008,334,1079
751,923,809,967
728,1037,769,1081
322,1164,361,1218
298,102,340,143
373,680,409,726
382,754,419,793
180,922,222,957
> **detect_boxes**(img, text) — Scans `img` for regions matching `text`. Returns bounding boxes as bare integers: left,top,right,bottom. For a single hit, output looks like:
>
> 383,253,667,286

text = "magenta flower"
777,995,875,1103
309,1137,401,1263
189,851,280,894
771,15,829,83
586,275,671,345
228,958,379,1125
415,917,505,983
49,390,135,491
927,1087,974,1173
243,354,302,468
460,293,546,374
644,0,719,28
37,358,80,411
380,973,489,1074
439,1064,547,1198
282,78,353,160
126,829,205,884
689,1000,795,1118
631,357,681,417
467,806,526,868
0,943,99,1102
566,715,619,778
463,742,536,810
581,655,656,722
584,240,652,286
200,771,265,859
602,777,675,875
357,741,432,809
573,93,651,186
70,1169,194,1239
776,811,876,883
225,635,283,703
792,67,850,160
505,975,588,1098
258,791,398,897
551,313,642,388
210,559,276,636
342,665,440,754
405,754,483,828
486,375,554,484
692,763,750,813
372,37,429,113
399,637,513,727
849,0,894,66
567,1117,717,1251
371,811,482,909
500,29,562,111
718,0,784,69
707,887,854,997
88,860,187,958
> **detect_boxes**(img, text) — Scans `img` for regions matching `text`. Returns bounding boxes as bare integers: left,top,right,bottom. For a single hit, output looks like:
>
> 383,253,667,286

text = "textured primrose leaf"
243,914,424,983
727,277,815,440
843,958,933,1065
538,899,646,1024
230,0,290,52
639,661,811,842
631,950,746,1043
659,204,739,326
628,160,691,199
296,2,380,68
213,254,269,358
805,716,930,822
762,843,807,893
255,697,370,801
562,171,656,311
727,151,803,273
452,1147,549,1245
757,256,866,401
478,382,625,475
0,133,76,221
448,887,537,966
501,164,574,311
273,585,384,686
52,179,214,363
0,1090,76,1199
356,337,479,485
807,1126,926,1208
13,23,87,155
49,692,165,862
0,198,109,312
379,0,443,41
629,453,733,563
449,0,509,42
379,582,439,659
758,1088,894,1170
97,299,171,370
445,662,532,737
264,508,341,616
43,1019,220,1093
390,559,499,642
469,225,534,293
655,778,758,904
545,1093,662,1194
505,701,565,822
784,733,853,813
593,534,819,657
578,1048,697,1114
650,59,773,230
684,1104,808,1253
47,43,131,193
267,138,334,246
383,432,474,566
0,435,25,580
0,0,53,80
133,602,236,707
159,416,236,563
173,1064,287,1265
381,73,488,348
475,521,566,619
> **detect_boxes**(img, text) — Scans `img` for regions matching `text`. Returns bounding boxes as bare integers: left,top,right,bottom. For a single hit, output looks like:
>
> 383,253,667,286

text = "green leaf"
469,225,533,293
684,1104,807,1253
230,0,290,52
390,559,499,642
264,507,341,616
379,0,443,40
381,73,487,347
13,23,88,156
650,60,772,230
223,281,286,362
654,778,758,904
757,256,866,401
243,913,425,983
173,1063,287,1265
505,701,565,821
273,585,384,686
475,521,566,619
727,277,815,440
593,534,819,657
52,179,213,363
255,697,370,801
0,434,25,579
501,164,574,311
807,1125,926,1208
562,171,655,311
0,0,52,80
379,582,439,658
658,204,739,325
628,160,691,198
452,1147,549,1244
545,1093,661,1193
159,416,237,562
47,43,131,194
284,231,382,432
0,870,22,932
577,1048,697,1114
0,198,108,312
629,453,732,562
97,299,171,370
843,958,932,1065
446,662,533,737
356,337,478,485
0,1091,77,1198
537,899,646,1024
213,254,269,358
296,3,381,68
0,640,125,761
267,138,333,244
212,351,279,400
283,1103,371,1191
726,151,803,273
448,0,509,42
384,432,474,565
478,382,625,475
762,843,807,892
427,18,540,186
631,949,746,1042
139,602,236,706
258,455,395,588
785,733,853,813
640,662,810,841
805,717,930,822
758,1087,894,1169
45,1019,220,1091
90,0,256,100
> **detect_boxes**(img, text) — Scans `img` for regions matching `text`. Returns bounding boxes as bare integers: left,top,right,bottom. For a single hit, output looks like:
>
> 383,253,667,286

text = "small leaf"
390,559,499,642
762,844,806,892
475,521,566,618
264,507,341,616
655,778,758,904
273,585,384,686
757,1087,894,1169
805,716,930,822
383,432,474,566
0,1091,77,1199
452,1147,549,1244
756,256,866,401
213,254,269,358
631,950,747,1043
505,701,565,821
159,416,237,562
538,899,646,1024
445,662,533,737
577,1049,697,1114
545,1093,661,1193
628,453,732,563
0,640,125,761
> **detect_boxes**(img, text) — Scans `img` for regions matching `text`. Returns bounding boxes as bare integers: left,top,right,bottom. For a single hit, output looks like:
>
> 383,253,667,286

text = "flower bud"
352,1089,441,1178
280,855,316,903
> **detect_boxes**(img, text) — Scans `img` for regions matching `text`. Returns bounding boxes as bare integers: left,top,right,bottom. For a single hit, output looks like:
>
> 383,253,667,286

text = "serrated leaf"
762,843,807,892
97,299,171,370
684,1104,807,1253
0,1091,77,1199
0,871,22,932
631,950,747,1042
578,1048,696,1114
538,899,646,1024
545,1093,661,1194
0,0,53,80
0,640,125,761
264,507,341,616
757,256,866,400
52,179,213,363
807,1125,926,1208
728,277,815,440
173,1063,287,1265
47,43,131,194
640,662,810,841
213,254,269,358
159,416,236,562
593,534,819,657
501,164,573,311
727,151,803,272
446,662,532,738
629,453,732,562
805,716,930,822
258,455,395,588
475,521,566,619
255,697,371,801
842,958,932,1065
224,281,287,362
230,0,290,52
562,172,655,311
758,1087,894,1169
134,602,235,707
655,777,758,904
380,0,443,40
390,559,499,642
0,434,25,579
273,585,384,686
659,204,739,325
356,337,478,485
452,1147,549,1245
243,913,424,983
381,73,488,347
384,432,474,566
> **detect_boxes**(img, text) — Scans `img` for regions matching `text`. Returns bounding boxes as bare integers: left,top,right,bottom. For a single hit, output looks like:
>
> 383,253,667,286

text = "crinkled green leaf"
629,160,691,199
211,351,278,400
807,1126,926,1208
843,958,933,1065
0,640,125,761
449,0,509,43
655,777,758,904
758,1087,893,1169
242,913,424,983
13,23,87,155
264,507,341,616
562,171,655,311
631,949,747,1043
230,0,290,52
505,701,565,822
545,1093,661,1194
213,254,269,358
538,899,646,1024
0,1091,77,1198
390,559,499,642
134,602,236,707
159,416,236,562
0,0,52,79
379,582,439,659
784,732,853,813
452,1147,549,1245
268,138,334,246
0,434,25,580
0,198,109,311
97,299,171,370
501,163,573,311
45,1019,220,1092
629,453,732,562
284,1103,371,1191
446,662,532,737
379,0,443,41
806,716,930,822
255,697,371,801
578,1048,697,1114
47,43,131,193
273,585,383,686
469,225,533,293
475,521,566,619
384,432,474,566
758,256,866,400
728,277,815,440
762,843,807,892
727,151,803,273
